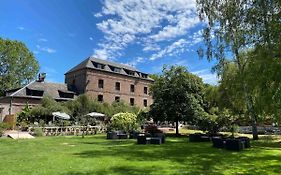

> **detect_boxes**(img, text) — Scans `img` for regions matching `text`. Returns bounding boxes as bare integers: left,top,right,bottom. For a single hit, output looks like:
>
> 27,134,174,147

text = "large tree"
149,66,205,136
219,51,281,125
0,38,39,96
196,0,281,140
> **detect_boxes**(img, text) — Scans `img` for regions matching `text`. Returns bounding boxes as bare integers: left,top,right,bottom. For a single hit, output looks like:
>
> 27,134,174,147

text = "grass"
1,134,281,175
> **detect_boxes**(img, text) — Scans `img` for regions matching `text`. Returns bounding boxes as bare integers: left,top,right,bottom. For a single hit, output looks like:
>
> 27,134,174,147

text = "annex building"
0,74,75,121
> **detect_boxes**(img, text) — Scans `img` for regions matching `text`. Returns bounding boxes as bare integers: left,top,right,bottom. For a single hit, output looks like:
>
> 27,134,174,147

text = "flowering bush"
110,112,138,132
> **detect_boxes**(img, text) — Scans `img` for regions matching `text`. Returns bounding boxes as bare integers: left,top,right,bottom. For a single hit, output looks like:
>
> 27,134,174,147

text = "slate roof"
5,81,75,100
65,57,154,81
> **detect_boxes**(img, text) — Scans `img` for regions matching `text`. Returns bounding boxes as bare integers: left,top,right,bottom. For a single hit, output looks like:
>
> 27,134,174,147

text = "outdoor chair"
107,131,118,139
212,137,225,148
137,135,147,144
189,133,210,142
153,133,165,143
150,137,162,144
129,130,140,139
225,139,244,151
115,131,128,139
236,137,250,148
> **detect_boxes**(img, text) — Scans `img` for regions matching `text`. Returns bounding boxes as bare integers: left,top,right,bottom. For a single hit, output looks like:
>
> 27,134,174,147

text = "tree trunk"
244,85,259,140
175,119,179,136
251,114,259,140
236,52,259,140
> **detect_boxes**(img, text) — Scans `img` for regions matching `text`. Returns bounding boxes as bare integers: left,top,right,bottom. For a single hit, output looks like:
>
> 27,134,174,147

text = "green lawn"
1,134,281,175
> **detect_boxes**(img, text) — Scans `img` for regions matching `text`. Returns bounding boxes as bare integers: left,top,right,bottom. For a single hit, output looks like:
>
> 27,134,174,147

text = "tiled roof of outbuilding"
6,81,75,100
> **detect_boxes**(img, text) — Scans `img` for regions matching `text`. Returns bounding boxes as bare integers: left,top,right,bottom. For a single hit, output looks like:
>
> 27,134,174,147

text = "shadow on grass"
67,136,281,175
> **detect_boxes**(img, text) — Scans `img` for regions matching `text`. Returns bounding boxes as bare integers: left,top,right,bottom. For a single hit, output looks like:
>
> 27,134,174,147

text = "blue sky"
0,0,218,84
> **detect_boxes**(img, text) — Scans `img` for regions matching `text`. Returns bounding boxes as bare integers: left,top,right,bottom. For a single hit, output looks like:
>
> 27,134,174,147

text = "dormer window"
26,88,44,96
114,67,121,73
124,69,135,76
108,65,121,73
58,90,74,99
141,73,148,79
92,61,105,69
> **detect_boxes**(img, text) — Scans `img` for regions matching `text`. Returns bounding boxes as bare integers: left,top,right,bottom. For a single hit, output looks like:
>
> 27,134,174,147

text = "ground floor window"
98,95,103,102
115,96,120,102
143,99,147,107
130,98,134,106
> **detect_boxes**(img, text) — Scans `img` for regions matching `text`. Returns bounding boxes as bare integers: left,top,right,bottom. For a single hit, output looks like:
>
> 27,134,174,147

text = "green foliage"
28,94,140,126
149,65,206,134
109,112,138,132
17,103,31,124
0,38,39,96
29,96,70,123
196,0,281,140
33,127,44,137
0,123,10,137
196,108,236,134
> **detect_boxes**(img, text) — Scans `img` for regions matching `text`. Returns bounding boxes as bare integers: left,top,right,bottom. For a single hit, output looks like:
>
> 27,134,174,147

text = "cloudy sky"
0,0,218,84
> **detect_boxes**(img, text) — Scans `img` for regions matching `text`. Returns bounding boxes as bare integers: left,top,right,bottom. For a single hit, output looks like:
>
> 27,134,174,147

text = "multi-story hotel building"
65,57,154,108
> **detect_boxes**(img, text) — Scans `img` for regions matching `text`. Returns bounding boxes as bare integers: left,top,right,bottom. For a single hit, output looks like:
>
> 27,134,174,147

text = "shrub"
145,124,163,134
196,109,235,134
110,112,138,132
0,123,10,137
33,128,44,137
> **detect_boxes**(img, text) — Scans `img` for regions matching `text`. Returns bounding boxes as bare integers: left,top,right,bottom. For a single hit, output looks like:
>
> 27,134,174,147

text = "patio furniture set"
107,130,165,145
212,136,250,151
137,133,165,145
189,133,251,151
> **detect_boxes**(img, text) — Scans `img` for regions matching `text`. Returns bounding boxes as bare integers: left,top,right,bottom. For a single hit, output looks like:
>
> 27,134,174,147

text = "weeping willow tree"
196,0,281,139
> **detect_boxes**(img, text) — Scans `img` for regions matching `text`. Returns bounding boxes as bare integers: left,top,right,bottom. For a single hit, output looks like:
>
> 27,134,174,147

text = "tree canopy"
0,38,39,96
196,0,281,139
149,65,205,135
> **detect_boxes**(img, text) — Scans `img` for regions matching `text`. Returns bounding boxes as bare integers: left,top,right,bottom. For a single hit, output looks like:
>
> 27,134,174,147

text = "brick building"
0,74,75,120
65,57,154,108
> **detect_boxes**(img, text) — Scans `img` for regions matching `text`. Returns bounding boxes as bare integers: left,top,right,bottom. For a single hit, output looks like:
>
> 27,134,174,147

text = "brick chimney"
37,73,46,82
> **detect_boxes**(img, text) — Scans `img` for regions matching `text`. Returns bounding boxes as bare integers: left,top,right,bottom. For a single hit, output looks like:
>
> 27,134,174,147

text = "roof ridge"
65,57,91,74
89,56,136,71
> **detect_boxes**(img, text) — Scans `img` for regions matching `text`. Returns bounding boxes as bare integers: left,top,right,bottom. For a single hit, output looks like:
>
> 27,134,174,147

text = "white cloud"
189,29,203,45
123,57,145,67
89,37,94,41
143,43,161,52
192,69,218,85
150,13,200,42
94,12,103,17
94,0,200,60
33,51,39,54
17,26,25,30
41,47,56,53
35,45,56,54
93,48,110,60
38,38,48,42
150,39,190,60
